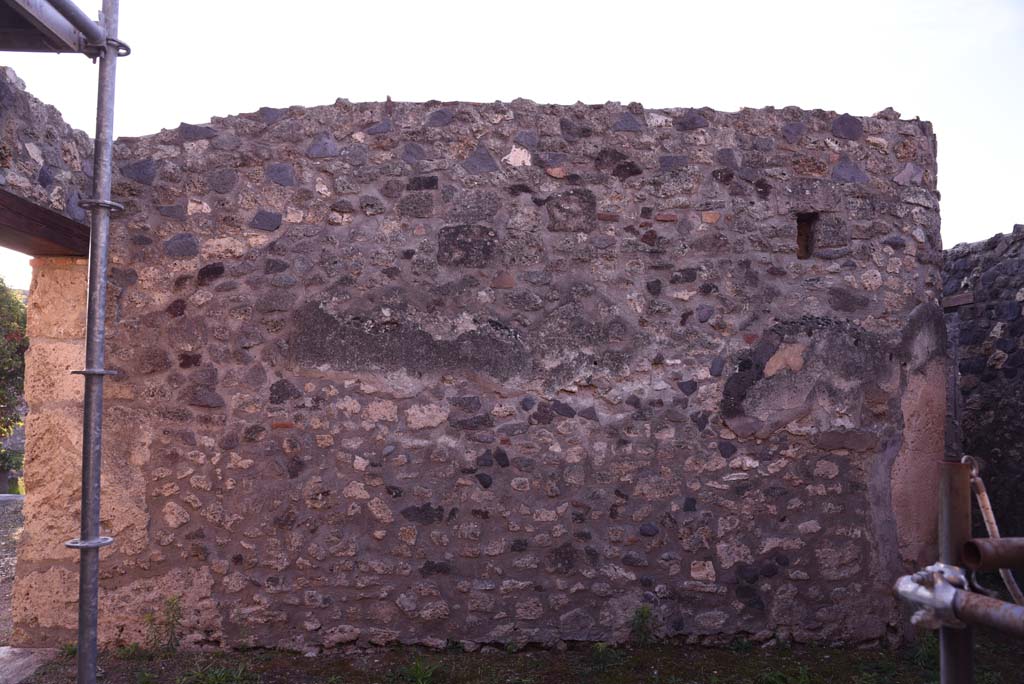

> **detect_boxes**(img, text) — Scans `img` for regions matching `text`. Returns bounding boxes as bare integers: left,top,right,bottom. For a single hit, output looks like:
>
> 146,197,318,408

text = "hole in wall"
796,212,819,259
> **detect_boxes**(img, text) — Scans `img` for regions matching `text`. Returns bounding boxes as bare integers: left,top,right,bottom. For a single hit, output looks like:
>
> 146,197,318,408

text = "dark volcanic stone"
622,551,648,567
401,503,445,524
882,235,907,249
163,233,199,258
710,357,725,377
612,161,643,179
449,189,501,223
264,258,289,274
493,447,510,467
360,195,385,216
291,301,528,381
514,130,539,149
551,400,576,418
476,450,494,467
269,379,302,405
179,123,218,141
674,110,709,131
639,523,659,537
208,168,237,194
449,414,494,430
407,175,438,191
110,267,138,287
579,406,599,422
595,148,627,171
461,143,498,174
475,473,493,489
781,121,805,143
178,352,201,368
511,539,528,552
420,560,452,576
712,168,735,183
427,108,455,127
306,134,339,158
437,225,498,267
546,188,597,233
365,118,392,135
559,117,593,142
678,380,698,395
696,305,715,322
683,497,697,512
646,279,663,296
157,204,186,220
197,262,225,285
737,563,760,583
658,155,689,172
182,385,225,408
330,199,355,214
451,396,482,412
717,441,738,458
831,114,864,140
545,543,580,574
402,142,427,163
398,191,433,218
265,162,296,187
121,159,157,185
250,210,282,231
258,107,287,124
832,156,870,183
166,299,187,316
828,286,870,312
612,112,644,132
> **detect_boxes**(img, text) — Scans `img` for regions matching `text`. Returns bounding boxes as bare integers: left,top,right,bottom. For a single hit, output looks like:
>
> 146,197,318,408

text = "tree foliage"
0,275,27,444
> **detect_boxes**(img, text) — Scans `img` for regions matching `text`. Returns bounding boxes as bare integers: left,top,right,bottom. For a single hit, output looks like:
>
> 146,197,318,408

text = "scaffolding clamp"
894,562,967,630
65,536,114,549
78,197,124,213
71,368,118,376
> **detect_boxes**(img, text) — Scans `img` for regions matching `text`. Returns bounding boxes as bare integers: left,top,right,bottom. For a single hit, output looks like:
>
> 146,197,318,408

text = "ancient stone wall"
944,226,1024,539
14,98,946,651
0,67,91,221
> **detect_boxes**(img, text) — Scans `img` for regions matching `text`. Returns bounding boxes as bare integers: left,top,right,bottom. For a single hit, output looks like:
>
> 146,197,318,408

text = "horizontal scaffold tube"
962,537,1024,571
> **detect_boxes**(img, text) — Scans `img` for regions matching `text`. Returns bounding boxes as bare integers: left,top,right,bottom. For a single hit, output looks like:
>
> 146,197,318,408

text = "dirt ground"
0,493,23,646
23,629,1019,684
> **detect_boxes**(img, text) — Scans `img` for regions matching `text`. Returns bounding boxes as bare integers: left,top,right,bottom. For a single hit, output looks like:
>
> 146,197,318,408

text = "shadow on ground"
23,629,1018,684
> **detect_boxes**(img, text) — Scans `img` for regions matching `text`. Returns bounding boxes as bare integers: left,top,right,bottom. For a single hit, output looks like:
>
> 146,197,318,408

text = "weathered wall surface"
0,67,91,221
944,225,1024,539
15,99,945,650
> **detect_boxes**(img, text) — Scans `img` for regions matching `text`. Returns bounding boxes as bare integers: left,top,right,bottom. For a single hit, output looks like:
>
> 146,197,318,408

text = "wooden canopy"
0,187,89,255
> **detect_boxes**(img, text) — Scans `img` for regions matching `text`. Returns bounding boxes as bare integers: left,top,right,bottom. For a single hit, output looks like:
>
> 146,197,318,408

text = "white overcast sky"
1,0,1022,289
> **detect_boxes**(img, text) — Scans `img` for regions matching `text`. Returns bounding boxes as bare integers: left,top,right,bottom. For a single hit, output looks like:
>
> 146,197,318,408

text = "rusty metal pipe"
939,461,974,684
963,538,1024,572
953,590,1024,638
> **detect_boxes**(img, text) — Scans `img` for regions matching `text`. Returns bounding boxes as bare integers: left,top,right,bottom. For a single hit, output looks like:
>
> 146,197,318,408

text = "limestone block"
23,340,84,405
26,259,87,340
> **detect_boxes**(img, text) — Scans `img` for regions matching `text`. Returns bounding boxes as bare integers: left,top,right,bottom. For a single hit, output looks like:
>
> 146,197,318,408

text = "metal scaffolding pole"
60,2,123,683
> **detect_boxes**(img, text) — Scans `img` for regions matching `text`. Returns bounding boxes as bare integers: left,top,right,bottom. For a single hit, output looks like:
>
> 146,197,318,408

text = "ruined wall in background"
0,67,91,221
15,98,945,651
944,226,1024,539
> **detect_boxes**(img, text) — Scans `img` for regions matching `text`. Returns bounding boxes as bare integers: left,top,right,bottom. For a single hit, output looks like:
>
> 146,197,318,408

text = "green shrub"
144,596,183,653
629,604,655,645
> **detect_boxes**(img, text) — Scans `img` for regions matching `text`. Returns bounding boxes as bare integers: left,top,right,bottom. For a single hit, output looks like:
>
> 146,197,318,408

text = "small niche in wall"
796,212,819,259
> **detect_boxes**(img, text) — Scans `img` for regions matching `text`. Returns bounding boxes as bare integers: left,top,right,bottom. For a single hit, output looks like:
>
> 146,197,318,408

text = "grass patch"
24,627,1021,684
176,663,258,684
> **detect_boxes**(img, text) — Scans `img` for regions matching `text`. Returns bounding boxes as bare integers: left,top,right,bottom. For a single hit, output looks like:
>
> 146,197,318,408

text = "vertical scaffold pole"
65,2,122,684
939,460,973,684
